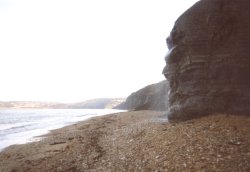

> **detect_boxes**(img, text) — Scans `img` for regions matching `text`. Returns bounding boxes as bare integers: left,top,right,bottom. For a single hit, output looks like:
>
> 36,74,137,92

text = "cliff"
68,98,125,109
116,80,169,111
163,0,250,121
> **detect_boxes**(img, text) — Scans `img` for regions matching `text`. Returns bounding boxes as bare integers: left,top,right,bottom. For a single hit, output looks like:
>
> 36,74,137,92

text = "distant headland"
0,98,125,109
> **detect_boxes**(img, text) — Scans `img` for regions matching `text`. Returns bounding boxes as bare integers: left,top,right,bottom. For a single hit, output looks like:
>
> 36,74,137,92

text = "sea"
0,109,124,151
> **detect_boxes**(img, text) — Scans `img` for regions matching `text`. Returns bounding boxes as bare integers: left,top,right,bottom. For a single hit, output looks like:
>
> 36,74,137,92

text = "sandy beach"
0,110,249,172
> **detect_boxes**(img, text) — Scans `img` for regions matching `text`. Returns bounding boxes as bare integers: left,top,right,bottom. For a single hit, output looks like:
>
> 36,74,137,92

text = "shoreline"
0,109,125,151
0,111,249,171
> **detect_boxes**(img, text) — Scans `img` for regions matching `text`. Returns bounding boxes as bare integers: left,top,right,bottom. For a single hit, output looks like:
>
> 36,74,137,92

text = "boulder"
115,80,169,111
163,0,250,121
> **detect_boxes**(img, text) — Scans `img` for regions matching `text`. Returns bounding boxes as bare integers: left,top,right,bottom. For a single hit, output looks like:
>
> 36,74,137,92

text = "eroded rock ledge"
163,0,250,121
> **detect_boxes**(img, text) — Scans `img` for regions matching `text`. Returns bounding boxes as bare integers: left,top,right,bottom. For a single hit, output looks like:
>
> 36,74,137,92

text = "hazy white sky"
0,0,199,102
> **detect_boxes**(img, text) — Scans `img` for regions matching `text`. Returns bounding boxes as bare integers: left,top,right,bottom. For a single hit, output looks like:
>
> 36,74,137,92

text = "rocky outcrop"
115,80,169,111
163,0,250,121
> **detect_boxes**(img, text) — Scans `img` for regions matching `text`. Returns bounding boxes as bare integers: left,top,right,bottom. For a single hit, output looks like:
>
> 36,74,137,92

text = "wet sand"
0,110,249,172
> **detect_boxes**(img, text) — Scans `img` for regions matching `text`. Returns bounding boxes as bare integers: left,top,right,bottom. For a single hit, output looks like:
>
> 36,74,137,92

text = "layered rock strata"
163,0,250,121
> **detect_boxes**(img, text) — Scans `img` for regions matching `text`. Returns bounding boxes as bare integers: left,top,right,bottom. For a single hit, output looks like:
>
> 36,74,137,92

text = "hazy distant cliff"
0,98,124,109
0,101,66,109
67,98,124,109
116,80,169,111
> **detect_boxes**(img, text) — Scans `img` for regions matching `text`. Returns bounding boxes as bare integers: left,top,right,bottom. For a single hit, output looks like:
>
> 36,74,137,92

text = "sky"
0,0,199,103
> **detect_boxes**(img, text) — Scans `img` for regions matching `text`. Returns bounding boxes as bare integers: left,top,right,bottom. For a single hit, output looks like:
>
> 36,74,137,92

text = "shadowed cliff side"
115,80,169,111
163,0,250,122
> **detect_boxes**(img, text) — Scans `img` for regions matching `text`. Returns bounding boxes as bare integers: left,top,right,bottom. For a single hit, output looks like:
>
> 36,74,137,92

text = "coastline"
0,109,125,151
0,111,249,171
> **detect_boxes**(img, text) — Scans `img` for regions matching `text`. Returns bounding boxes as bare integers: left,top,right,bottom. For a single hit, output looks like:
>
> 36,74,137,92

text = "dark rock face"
163,0,250,121
116,80,169,111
